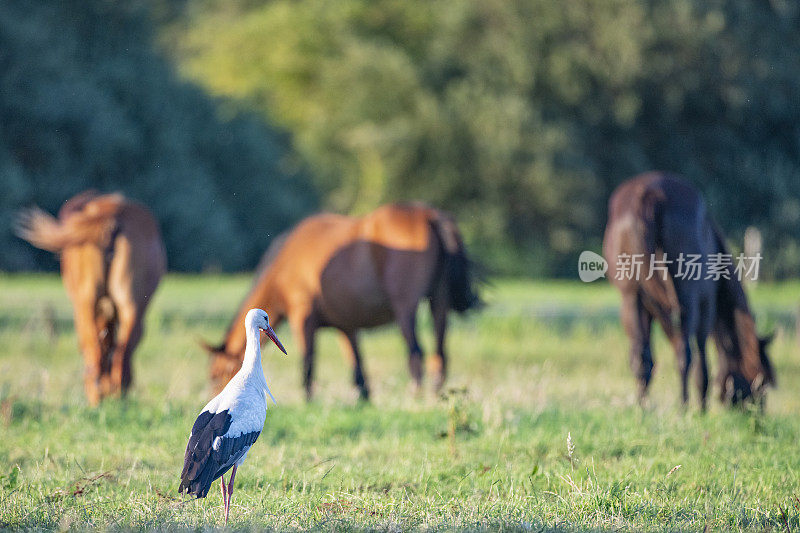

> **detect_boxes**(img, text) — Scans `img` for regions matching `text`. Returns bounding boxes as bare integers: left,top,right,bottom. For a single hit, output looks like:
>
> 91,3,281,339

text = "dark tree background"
2,0,799,277
0,0,316,271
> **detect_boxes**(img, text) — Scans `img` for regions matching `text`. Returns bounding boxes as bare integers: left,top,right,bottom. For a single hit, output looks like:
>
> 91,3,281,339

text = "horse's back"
637,174,717,291
358,203,436,252
267,213,360,291
605,172,717,316
607,172,713,262
358,203,441,302
267,204,442,328
648,174,713,257
59,193,165,310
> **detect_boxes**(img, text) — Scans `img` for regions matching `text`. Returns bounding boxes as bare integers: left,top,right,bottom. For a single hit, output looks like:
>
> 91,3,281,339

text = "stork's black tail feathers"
179,409,261,499
179,410,231,498
178,466,216,499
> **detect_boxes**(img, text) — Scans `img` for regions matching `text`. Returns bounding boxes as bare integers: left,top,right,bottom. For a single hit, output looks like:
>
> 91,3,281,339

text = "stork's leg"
225,465,237,525
220,473,228,518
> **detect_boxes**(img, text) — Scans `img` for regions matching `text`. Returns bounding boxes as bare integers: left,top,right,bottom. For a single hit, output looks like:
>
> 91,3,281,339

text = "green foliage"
0,0,317,271
3,0,799,275
1,275,800,530
172,0,800,276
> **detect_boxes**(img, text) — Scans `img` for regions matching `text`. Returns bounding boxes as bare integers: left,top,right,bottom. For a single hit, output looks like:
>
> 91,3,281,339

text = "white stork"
179,308,286,524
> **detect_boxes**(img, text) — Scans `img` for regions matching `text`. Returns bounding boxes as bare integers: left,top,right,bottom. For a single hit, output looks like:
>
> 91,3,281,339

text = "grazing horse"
204,202,480,400
603,172,774,408
17,192,166,405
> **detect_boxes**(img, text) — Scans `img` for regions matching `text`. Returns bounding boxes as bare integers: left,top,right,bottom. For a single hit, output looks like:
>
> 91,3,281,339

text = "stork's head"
203,308,287,393
245,308,287,355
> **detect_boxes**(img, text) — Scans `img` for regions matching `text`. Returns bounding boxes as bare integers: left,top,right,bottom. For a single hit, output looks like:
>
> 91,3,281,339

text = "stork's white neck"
238,322,277,406
241,323,263,373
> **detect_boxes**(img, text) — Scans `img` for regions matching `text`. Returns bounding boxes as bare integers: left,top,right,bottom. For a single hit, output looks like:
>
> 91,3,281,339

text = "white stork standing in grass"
179,308,286,524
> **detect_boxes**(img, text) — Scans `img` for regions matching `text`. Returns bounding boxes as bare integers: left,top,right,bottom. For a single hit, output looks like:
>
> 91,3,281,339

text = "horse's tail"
637,188,681,334
16,198,121,253
15,207,66,252
429,213,481,313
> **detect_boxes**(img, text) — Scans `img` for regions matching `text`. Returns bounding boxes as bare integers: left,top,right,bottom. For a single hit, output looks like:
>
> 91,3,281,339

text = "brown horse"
603,172,774,408
205,202,480,400
17,192,166,405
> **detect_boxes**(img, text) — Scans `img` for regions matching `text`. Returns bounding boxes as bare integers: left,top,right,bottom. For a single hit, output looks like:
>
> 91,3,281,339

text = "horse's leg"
672,285,698,407
290,311,317,402
338,330,369,401
110,306,142,396
394,303,423,392
94,300,116,397
74,300,104,406
695,296,713,411
621,292,654,403
668,333,692,406
119,319,142,393
428,285,449,393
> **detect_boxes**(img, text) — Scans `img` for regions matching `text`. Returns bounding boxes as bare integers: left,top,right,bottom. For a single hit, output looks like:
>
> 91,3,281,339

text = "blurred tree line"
0,0,316,271
2,0,799,277
170,0,800,277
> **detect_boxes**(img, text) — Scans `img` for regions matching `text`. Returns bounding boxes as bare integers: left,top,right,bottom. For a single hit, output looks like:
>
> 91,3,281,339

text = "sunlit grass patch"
0,275,798,531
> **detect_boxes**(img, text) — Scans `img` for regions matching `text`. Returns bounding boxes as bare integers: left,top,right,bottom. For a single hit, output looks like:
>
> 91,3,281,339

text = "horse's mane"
710,223,765,383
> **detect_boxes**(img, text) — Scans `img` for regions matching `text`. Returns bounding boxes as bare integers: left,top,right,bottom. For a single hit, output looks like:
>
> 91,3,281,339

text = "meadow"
1,274,799,531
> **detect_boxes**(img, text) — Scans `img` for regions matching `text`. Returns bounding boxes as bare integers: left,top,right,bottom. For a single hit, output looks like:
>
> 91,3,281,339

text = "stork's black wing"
178,410,261,498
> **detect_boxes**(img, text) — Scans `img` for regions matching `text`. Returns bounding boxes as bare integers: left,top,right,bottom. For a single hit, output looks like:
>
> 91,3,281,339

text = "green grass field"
1,274,799,531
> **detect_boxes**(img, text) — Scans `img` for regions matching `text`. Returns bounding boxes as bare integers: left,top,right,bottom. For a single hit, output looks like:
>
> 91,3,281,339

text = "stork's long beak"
264,325,287,355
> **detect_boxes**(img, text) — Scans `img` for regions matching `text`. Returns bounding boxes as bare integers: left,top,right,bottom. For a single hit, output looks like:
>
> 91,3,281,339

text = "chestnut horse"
17,192,166,405
205,202,480,400
603,172,774,408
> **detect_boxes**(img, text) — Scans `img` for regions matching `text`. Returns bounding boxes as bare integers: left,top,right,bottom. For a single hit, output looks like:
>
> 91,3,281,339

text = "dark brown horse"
17,192,166,405
205,202,480,400
604,172,774,408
